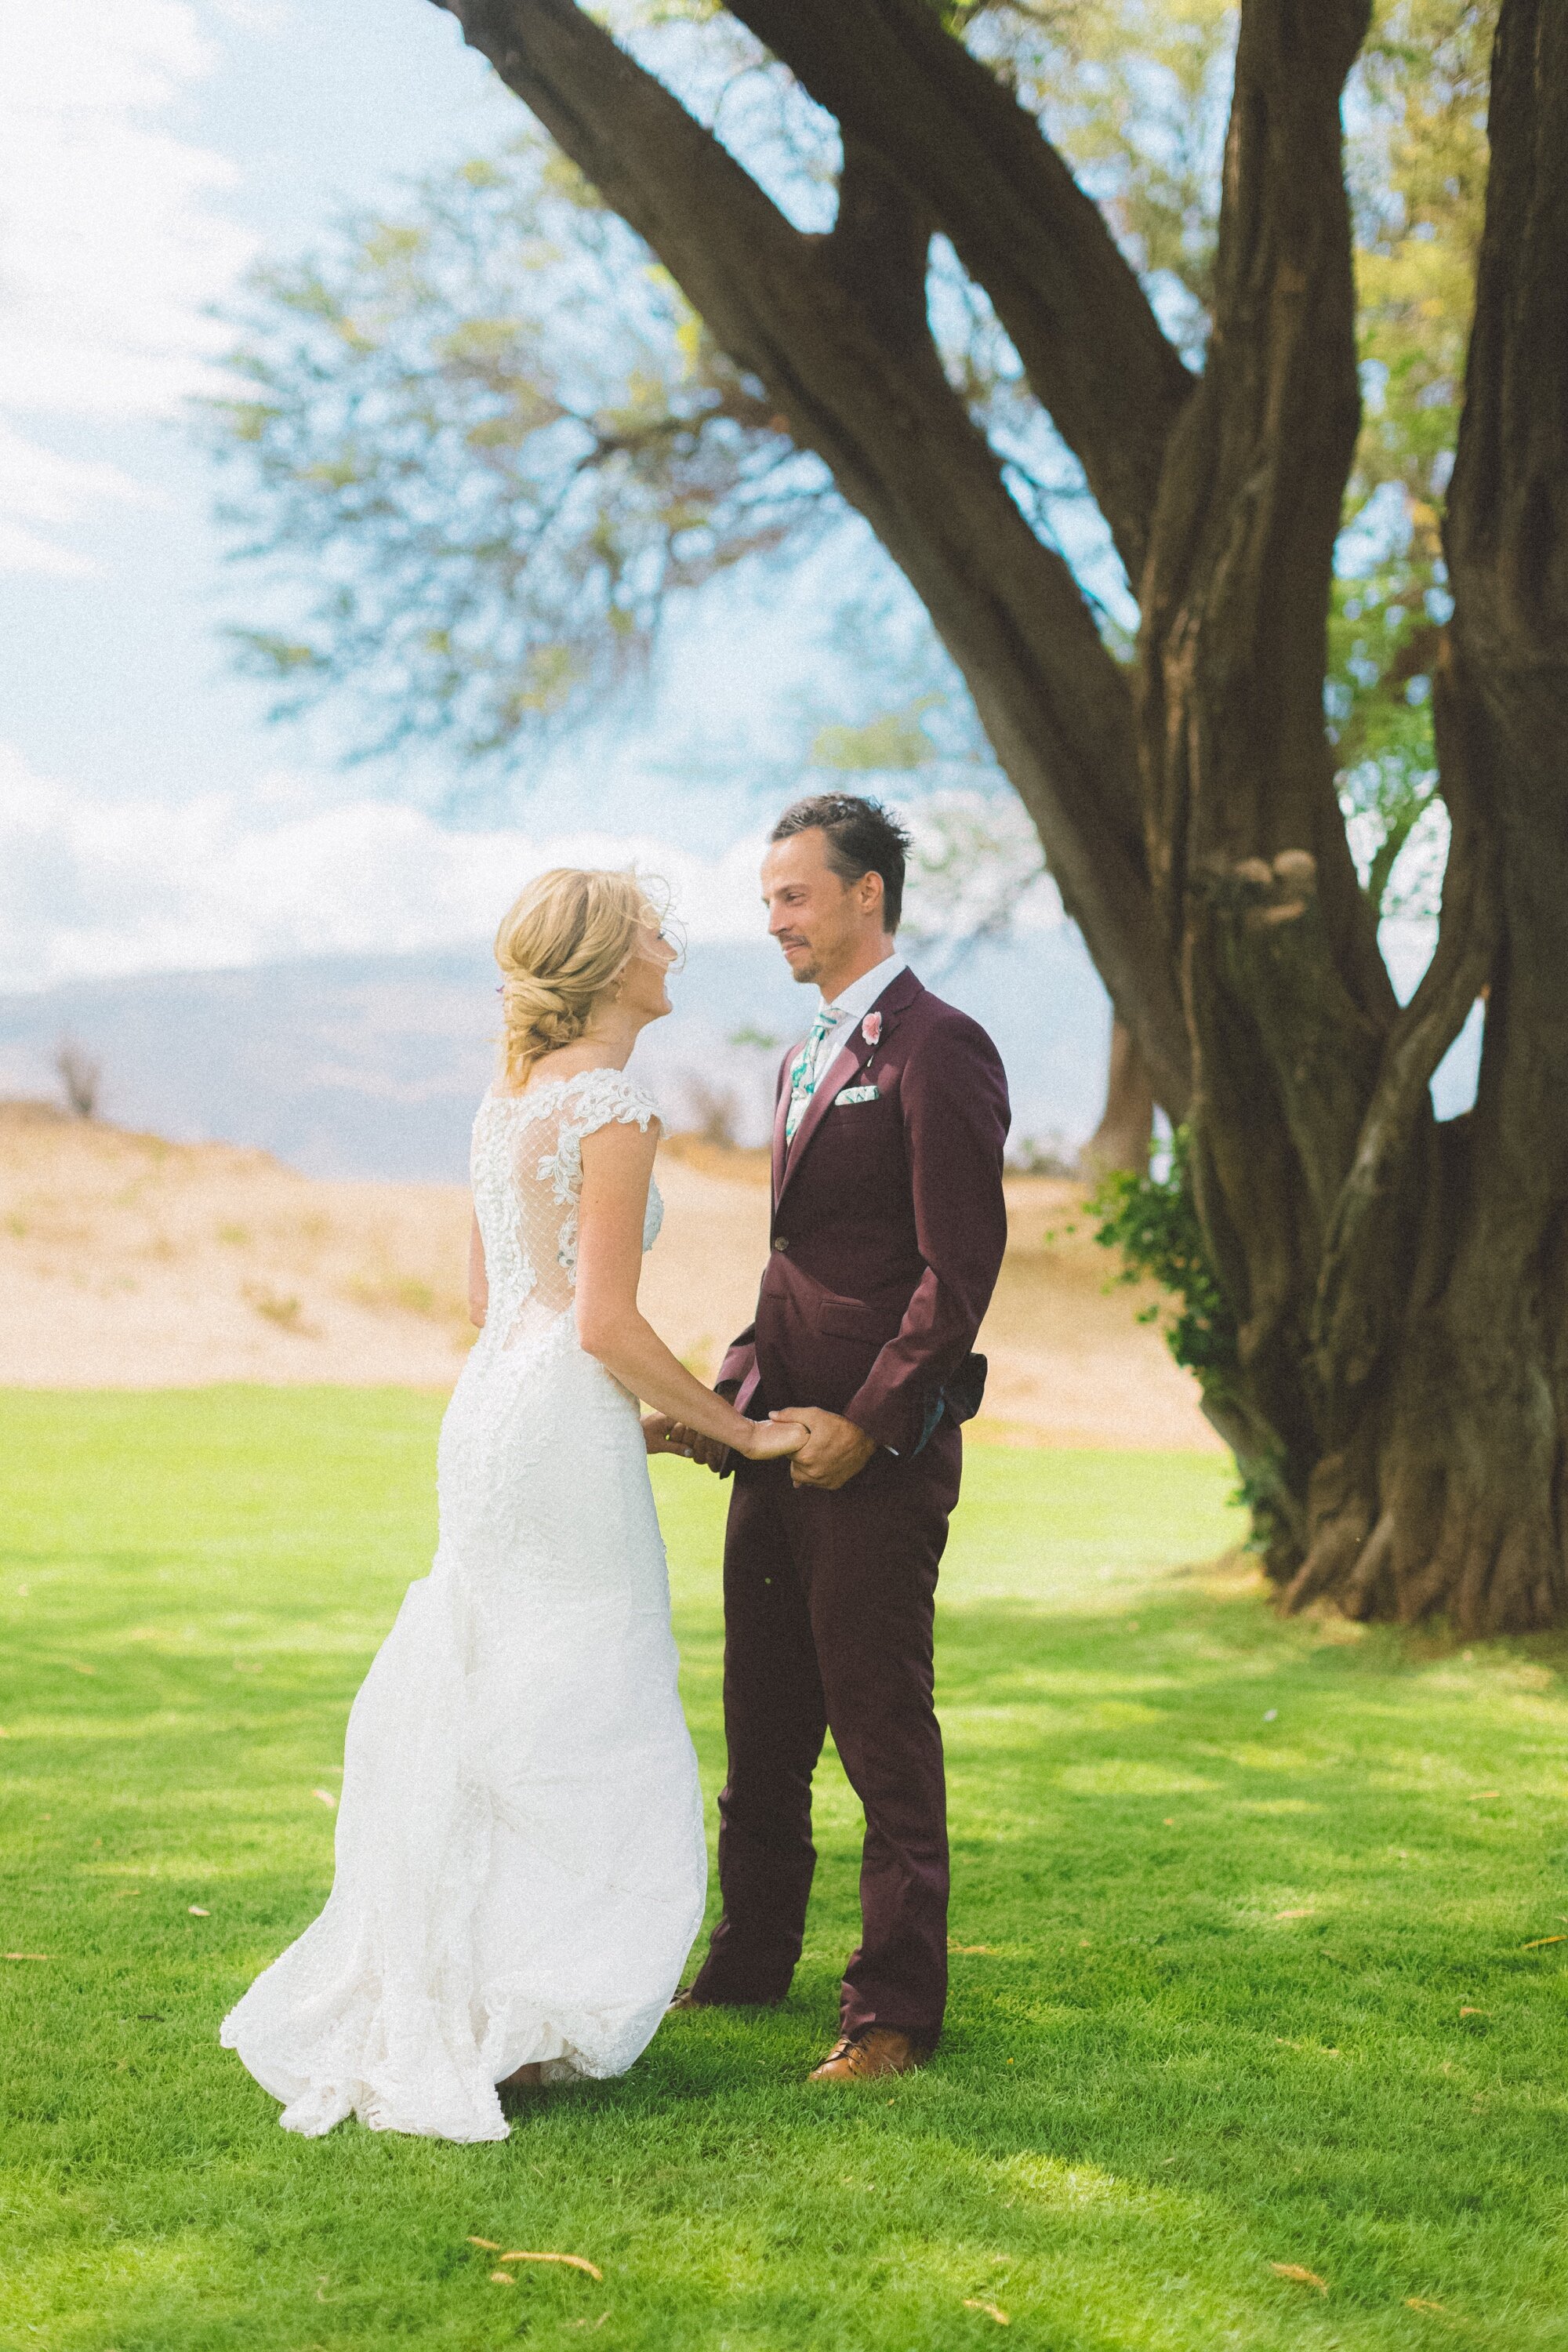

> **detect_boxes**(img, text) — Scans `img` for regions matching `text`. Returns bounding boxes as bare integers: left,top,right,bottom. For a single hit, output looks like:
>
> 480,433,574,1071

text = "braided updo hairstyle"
494,866,659,1092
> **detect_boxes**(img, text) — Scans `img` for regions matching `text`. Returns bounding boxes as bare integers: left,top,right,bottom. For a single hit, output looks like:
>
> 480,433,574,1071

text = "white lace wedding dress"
221,1067,707,2142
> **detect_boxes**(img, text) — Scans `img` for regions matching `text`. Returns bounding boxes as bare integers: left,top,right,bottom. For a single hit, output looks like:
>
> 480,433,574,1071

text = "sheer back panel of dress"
471,1069,662,1356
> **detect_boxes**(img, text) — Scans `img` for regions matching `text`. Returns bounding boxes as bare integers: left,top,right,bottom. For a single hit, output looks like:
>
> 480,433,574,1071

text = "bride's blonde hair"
494,866,659,1091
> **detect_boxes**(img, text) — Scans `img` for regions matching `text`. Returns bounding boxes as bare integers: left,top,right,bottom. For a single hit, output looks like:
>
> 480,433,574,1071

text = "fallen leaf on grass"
1406,2298,1449,2314
187,1905,209,1918
1271,2263,1328,2295
311,1788,337,1809
1467,1791,1501,1801
1458,2005,1487,2017
963,2299,1010,2324
467,2238,502,2251
1522,1934,1566,1950
499,2252,605,2282
64,1661,99,1677
488,2273,516,2287
3,1951,50,1962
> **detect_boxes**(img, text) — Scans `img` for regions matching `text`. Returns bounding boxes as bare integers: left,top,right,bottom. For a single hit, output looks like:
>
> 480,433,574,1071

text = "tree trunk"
1080,1019,1155,1179
1281,0,1568,1632
1141,0,1568,1632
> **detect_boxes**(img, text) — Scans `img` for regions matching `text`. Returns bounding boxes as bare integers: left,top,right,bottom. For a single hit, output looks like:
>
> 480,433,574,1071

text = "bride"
222,867,805,2141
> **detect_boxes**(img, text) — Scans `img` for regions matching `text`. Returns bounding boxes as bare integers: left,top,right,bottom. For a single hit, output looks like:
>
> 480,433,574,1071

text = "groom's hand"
666,1423,733,1473
771,1407,877,1490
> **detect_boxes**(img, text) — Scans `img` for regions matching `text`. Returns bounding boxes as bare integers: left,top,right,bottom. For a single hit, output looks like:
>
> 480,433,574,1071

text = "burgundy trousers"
687,1420,961,2042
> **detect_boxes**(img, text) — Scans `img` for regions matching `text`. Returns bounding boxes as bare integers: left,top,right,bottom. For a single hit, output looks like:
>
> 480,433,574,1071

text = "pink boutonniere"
861,1011,882,1047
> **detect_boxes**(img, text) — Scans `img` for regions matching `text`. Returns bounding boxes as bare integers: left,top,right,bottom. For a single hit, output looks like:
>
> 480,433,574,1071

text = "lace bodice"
470,1066,662,1352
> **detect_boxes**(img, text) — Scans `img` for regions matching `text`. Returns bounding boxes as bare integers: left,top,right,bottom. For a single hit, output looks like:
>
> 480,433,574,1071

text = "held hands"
642,1414,809,1469
646,1407,874,1486
769,1406,877,1490
742,1417,811,1465
648,1411,728,1468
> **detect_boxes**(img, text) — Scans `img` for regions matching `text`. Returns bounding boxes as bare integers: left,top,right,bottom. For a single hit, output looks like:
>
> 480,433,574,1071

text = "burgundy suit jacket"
719,968,1011,1459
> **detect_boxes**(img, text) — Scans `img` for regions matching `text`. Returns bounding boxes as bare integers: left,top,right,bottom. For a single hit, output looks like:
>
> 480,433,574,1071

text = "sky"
0,0,866,994
0,2,1475,1120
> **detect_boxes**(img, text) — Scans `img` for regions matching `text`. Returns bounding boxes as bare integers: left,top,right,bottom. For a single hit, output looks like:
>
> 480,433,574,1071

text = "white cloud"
0,421,149,579
0,0,255,571
0,743,770,991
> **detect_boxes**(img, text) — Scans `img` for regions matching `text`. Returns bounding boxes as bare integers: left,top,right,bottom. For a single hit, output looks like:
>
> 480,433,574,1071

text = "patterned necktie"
784,1004,844,1144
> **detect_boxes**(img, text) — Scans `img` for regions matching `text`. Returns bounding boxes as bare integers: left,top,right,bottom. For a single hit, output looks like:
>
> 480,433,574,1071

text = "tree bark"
1080,1019,1156,1179
1133,0,1392,1543
1287,0,1568,1632
1166,0,1568,1632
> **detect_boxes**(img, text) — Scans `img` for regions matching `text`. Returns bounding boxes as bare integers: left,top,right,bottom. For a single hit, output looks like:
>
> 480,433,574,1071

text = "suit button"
771,1236,789,1253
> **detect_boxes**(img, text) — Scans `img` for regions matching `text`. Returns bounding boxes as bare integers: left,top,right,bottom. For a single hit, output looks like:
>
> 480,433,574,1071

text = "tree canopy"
212,1,1488,925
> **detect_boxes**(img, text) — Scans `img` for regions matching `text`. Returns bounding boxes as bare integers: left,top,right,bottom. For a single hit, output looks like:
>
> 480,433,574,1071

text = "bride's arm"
575,1120,798,1458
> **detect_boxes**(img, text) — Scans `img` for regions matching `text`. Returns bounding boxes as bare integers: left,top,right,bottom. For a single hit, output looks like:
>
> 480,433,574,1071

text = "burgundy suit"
687,967,1010,2040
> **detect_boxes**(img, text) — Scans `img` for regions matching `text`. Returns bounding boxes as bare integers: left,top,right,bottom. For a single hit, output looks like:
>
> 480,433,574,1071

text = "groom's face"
760,829,880,988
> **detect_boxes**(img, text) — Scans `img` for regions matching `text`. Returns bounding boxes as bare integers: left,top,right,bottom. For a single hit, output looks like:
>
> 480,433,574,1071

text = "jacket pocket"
815,1293,886,1341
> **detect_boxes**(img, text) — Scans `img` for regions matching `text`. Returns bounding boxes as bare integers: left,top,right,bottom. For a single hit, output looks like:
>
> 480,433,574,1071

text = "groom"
670,793,1010,2080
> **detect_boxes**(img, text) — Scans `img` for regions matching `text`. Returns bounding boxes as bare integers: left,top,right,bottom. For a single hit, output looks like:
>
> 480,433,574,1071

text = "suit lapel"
775,967,923,1209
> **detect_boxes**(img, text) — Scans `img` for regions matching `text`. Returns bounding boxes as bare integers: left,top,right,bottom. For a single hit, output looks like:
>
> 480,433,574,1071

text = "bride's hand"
738,1416,808,1463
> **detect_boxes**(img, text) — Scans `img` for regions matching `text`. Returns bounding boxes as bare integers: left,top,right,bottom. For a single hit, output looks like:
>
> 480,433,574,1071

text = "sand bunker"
0,1103,1216,1449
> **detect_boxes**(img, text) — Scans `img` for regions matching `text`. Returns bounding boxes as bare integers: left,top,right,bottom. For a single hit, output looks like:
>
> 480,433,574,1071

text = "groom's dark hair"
771,793,913,931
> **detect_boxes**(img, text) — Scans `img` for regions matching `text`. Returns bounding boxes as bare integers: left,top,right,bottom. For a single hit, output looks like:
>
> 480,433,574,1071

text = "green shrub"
1088,1125,1237,1384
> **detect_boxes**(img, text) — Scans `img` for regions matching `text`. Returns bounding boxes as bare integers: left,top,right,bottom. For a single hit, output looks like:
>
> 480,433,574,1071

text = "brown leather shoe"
808,2027,931,2082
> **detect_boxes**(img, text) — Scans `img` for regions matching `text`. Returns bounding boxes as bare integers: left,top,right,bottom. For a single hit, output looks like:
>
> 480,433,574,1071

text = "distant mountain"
0,933,1112,1181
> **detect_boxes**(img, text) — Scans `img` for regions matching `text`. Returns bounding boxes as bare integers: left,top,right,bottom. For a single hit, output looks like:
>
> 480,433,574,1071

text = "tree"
227,0,1567,1628
212,7,1478,1180
432,0,1568,1635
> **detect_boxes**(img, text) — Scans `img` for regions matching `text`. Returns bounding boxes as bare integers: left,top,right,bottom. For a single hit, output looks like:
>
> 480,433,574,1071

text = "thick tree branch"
1438,0,1568,1317
1312,647,1498,1402
1446,0,1568,645
1142,0,1381,968
725,0,1194,586
1134,0,1383,1483
430,0,1191,1105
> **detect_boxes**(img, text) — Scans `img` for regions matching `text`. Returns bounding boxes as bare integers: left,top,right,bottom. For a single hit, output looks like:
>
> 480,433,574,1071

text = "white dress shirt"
801,949,909,1093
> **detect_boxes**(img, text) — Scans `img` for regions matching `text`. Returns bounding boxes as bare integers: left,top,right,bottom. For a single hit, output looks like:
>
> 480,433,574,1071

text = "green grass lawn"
2,1388,1567,2352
